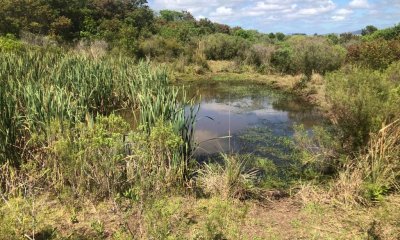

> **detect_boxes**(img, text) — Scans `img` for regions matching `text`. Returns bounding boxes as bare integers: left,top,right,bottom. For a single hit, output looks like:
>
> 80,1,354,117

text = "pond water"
185,81,323,161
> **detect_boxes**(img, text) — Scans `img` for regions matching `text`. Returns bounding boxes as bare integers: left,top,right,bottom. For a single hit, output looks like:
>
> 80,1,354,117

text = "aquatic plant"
0,49,197,169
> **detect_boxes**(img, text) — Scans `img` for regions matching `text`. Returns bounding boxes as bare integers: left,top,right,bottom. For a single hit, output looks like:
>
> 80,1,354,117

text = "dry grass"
330,119,400,205
197,154,259,200
207,60,238,73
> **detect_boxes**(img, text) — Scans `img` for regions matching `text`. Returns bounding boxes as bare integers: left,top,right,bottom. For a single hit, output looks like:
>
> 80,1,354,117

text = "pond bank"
174,72,329,114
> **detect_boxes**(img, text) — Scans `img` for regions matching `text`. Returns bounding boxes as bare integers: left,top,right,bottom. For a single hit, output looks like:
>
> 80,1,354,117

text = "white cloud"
148,0,400,34
331,15,345,21
331,8,353,21
242,0,336,20
298,4,335,16
336,9,353,15
349,0,370,8
211,6,234,17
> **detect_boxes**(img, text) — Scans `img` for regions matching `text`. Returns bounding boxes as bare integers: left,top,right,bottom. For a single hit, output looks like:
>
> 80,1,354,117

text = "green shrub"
202,33,249,60
125,119,191,199
0,35,24,51
363,24,400,41
288,36,346,78
346,39,400,70
244,43,276,72
47,115,130,198
271,45,294,74
385,61,400,83
271,37,345,77
326,67,400,150
0,197,56,239
139,36,184,61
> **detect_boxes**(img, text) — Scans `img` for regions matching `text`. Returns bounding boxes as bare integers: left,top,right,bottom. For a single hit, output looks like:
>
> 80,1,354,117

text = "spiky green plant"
0,49,197,168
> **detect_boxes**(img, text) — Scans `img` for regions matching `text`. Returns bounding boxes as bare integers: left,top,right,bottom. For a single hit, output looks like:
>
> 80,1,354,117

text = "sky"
148,0,400,34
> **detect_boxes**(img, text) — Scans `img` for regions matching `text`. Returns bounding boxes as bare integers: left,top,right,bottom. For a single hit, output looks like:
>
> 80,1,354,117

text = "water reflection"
185,82,323,156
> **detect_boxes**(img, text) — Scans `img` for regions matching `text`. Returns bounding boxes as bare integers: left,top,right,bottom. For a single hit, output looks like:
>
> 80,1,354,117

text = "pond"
185,81,324,162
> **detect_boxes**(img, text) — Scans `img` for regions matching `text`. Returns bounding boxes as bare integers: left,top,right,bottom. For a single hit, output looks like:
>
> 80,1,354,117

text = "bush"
47,115,130,198
139,36,184,61
294,125,341,177
346,39,400,70
326,67,400,151
244,43,276,72
127,120,187,198
1,114,191,201
271,45,294,74
363,24,400,41
0,35,24,51
288,36,346,78
202,33,249,60
386,61,400,83
271,37,346,77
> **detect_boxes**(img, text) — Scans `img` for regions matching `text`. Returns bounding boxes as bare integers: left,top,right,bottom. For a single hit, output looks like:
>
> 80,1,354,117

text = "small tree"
276,32,285,41
361,25,378,36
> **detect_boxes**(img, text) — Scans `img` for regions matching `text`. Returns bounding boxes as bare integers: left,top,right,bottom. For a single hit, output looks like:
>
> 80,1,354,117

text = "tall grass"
0,49,197,169
197,154,259,200
332,119,400,204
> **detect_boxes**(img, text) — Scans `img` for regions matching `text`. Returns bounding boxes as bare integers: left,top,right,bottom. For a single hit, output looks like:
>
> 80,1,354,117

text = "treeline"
2,0,400,81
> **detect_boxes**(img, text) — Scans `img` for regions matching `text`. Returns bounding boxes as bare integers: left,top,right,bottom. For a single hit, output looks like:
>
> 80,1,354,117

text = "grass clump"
332,119,400,204
197,154,260,200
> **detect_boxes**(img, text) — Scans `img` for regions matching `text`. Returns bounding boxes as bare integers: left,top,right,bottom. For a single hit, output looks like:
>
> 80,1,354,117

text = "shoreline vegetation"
0,1,400,239
174,64,328,108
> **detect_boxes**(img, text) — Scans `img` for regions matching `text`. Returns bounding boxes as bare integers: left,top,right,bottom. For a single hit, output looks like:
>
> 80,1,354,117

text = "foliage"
202,33,249,60
275,32,286,41
126,120,190,198
0,35,24,51
287,36,346,78
139,35,183,60
0,48,196,169
326,66,400,151
361,25,378,36
333,119,400,204
159,10,194,22
347,39,400,70
0,0,153,44
244,43,276,72
271,36,346,77
271,44,294,74
48,115,129,198
326,33,339,44
363,23,400,41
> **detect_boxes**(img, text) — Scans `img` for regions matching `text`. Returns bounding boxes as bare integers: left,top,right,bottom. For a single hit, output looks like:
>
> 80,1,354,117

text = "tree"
339,32,354,43
326,33,339,44
276,32,285,41
197,18,216,35
361,25,378,36
268,33,275,39
159,10,185,22
214,23,230,34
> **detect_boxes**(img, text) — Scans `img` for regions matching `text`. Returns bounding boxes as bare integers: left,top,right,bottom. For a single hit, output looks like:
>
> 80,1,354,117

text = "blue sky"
148,0,400,34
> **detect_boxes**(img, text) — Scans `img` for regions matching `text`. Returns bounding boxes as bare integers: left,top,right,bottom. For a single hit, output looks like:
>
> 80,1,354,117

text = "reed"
0,49,197,168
